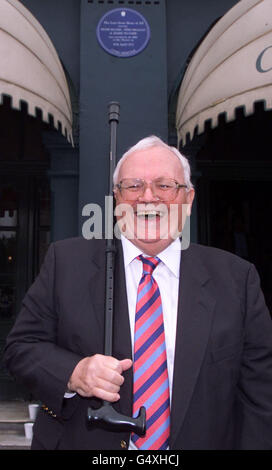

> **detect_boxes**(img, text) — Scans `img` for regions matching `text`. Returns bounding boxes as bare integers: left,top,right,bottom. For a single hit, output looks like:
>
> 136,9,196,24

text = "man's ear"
186,189,195,216
113,193,117,222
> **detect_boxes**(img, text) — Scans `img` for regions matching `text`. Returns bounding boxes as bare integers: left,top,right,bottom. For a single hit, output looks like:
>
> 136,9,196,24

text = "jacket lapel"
170,245,216,448
88,239,132,346
87,241,106,353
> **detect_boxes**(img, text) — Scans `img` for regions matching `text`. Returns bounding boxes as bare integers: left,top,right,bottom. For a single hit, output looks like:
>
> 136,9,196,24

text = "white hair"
113,135,194,190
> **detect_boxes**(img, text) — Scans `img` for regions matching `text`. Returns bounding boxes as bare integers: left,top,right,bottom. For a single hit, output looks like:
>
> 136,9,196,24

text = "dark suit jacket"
4,237,272,450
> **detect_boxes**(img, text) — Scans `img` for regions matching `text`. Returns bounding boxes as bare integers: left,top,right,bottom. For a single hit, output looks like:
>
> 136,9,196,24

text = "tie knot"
138,255,161,275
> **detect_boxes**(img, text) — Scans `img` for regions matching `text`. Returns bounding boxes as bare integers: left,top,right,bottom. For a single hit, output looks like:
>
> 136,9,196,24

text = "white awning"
176,0,272,146
0,0,73,144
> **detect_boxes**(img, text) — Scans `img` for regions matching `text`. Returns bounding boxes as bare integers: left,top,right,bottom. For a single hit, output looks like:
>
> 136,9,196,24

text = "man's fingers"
92,387,120,402
119,358,133,372
68,355,132,401
92,359,132,401
102,367,125,386
76,386,120,402
96,376,121,394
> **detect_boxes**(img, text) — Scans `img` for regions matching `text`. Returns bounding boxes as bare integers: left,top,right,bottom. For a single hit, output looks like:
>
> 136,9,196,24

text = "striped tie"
132,255,170,450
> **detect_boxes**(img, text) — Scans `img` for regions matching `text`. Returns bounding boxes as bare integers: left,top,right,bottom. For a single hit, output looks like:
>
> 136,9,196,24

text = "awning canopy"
176,0,272,146
0,0,73,144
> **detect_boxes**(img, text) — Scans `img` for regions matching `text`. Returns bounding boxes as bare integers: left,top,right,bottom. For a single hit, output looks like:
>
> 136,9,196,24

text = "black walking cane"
87,102,146,436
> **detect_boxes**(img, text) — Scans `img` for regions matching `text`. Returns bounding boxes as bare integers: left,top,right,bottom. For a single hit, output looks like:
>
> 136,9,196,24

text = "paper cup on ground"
24,422,34,440
28,403,40,421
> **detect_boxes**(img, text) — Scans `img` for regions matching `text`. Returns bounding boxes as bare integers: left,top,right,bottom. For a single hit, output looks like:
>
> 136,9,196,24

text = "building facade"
0,0,271,400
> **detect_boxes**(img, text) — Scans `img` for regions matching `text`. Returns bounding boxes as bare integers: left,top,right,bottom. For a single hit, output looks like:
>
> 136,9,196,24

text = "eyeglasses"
114,178,187,201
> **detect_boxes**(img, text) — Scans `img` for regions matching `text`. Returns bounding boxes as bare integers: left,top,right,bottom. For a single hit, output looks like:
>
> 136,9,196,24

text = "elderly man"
4,136,272,450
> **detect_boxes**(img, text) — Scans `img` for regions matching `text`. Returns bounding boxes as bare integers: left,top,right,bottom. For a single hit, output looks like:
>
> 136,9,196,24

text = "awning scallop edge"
0,0,73,144
176,0,272,146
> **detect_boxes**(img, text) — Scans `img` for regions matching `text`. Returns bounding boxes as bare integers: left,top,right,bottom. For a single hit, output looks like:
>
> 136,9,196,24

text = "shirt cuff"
64,392,76,398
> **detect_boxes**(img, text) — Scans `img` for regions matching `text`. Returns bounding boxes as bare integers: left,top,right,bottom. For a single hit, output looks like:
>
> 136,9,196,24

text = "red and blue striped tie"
132,255,170,450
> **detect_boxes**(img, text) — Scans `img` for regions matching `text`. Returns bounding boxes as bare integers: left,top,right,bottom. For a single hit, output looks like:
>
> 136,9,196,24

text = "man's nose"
138,183,159,202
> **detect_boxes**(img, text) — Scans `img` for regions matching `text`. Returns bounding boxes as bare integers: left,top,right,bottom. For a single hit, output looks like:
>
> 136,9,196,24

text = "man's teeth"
137,210,163,218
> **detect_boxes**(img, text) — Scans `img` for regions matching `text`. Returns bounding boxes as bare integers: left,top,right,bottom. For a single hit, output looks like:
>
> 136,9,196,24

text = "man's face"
114,146,195,255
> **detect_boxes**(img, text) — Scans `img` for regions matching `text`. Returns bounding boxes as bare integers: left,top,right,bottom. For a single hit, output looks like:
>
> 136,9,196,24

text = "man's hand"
67,354,132,402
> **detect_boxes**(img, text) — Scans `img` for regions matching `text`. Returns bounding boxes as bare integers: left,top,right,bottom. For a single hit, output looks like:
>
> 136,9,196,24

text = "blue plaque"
96,8,151,58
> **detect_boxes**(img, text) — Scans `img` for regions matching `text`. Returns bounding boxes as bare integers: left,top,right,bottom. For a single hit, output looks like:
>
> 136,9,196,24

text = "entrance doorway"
197,175,272,314
0,174,51,400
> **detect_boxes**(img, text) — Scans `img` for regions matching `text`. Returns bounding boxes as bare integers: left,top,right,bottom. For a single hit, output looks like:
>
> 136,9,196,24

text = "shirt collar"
121,235,181,278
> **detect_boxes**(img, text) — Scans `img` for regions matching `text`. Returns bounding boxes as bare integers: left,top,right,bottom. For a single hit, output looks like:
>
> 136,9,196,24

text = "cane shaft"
104,102,119,357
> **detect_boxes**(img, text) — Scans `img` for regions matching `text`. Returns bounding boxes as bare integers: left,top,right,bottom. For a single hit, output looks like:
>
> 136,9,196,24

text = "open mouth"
136,209,164,219
135,204,167,220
